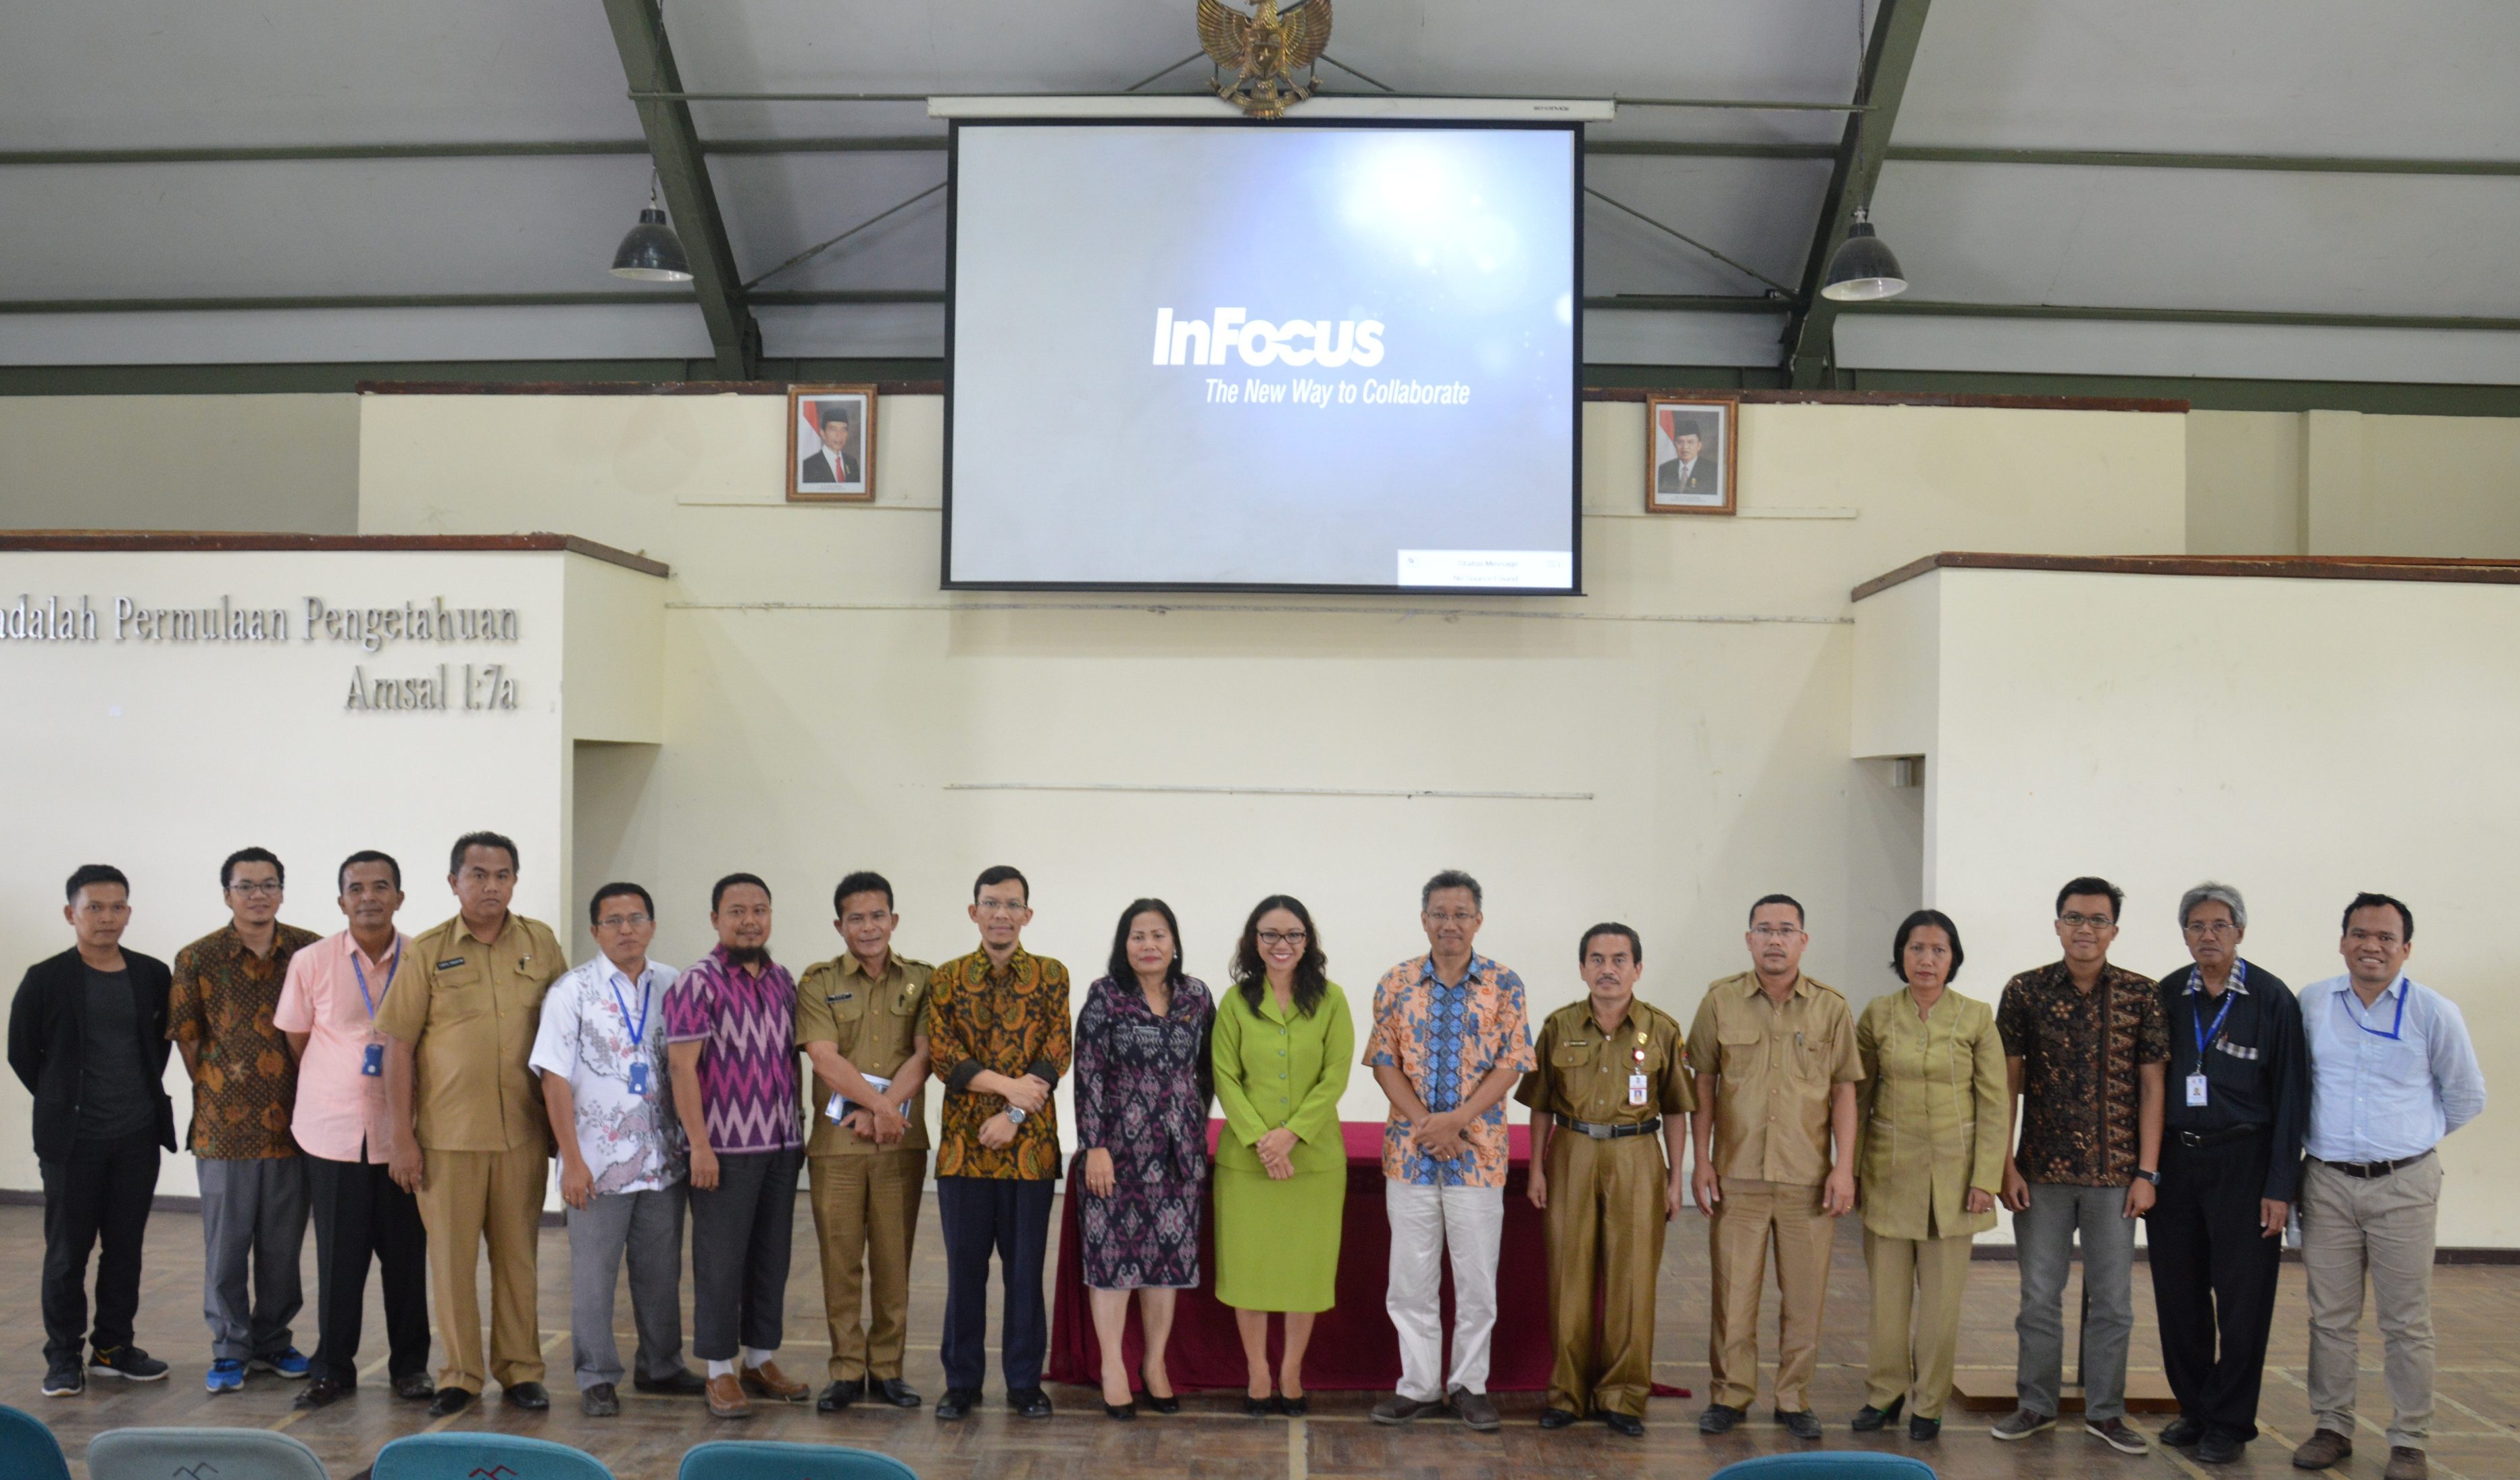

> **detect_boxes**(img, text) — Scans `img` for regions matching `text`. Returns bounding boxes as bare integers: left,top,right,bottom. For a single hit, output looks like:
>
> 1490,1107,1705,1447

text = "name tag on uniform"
435,956,465,970
2186,1072,2209,1107
361,1042,384,1077
1629,1072,1649,1106
628,1061,651,1095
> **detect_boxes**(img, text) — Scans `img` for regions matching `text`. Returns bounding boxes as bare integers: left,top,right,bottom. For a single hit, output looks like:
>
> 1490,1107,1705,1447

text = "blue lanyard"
608,970,651,1051
351,941,401,1022
2189,975,2238,1061
2339,980,2406,1041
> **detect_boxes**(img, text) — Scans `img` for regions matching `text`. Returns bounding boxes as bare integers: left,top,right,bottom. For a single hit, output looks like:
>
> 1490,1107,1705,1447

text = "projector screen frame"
940,115,1586,597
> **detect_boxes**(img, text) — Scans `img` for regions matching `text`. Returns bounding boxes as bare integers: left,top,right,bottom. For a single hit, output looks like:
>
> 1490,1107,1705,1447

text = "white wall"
0,395,359,534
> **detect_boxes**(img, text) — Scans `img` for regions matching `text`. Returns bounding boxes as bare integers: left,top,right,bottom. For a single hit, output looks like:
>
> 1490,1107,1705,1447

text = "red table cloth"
1046,1119,1687,1397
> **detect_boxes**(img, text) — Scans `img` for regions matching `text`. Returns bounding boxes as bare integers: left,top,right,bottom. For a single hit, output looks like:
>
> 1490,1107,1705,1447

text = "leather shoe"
1908,1414,1941,1441
1450,1387,1501,1433
426,1387,476,1419
1010,1386,1055,1420
1538,1407,1580,1430
705,1373,752,1419
1778,1409,1823,1441
580,1383,619,1418
293,1376,354,1410
634,1368,707,1396
2384,1447,2429,1480
502,1381,550,1410
1601,1410,1645,1438
740,1360,809,1402
392,1372,436,1402
1854,1397,1905,1431
874,1377,922,1408
2197,1433,2244,1464
2161,1417,2206,1447
934,1387,980,1421
2292,1427,2353,1469
1698,1403,1744,1434
817,1379,863,1413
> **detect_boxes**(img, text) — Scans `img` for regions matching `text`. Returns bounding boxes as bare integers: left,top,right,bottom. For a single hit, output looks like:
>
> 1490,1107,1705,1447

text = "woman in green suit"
1212,893,1353,1417
1852,908,2009,1441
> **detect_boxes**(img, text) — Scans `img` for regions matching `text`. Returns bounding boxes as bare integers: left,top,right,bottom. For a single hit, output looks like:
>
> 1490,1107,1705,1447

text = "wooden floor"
13,1197,2520,1480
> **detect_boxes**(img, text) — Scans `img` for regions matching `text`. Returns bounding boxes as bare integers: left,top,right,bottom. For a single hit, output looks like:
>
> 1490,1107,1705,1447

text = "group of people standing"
5,845,2488,1480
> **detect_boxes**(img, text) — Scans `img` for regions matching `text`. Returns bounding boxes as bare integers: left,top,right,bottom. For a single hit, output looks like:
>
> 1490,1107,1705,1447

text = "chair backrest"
677,1439,921,1480
0,1404,72,1480
1708,1456,1941,1480
88,1427,329,1480
372,1431,618,1480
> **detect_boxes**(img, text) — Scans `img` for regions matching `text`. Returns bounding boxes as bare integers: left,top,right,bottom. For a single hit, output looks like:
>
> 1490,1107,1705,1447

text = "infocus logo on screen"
1151,307,1385,368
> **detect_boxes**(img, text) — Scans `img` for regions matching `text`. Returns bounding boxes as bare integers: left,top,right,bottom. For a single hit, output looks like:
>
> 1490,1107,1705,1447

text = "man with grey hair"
2146,883,2306,1466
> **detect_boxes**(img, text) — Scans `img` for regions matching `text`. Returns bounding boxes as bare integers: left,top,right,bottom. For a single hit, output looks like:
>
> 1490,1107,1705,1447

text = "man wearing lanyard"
272,852,434,1409
2291,894,2486,1480
2145,883,2307,1467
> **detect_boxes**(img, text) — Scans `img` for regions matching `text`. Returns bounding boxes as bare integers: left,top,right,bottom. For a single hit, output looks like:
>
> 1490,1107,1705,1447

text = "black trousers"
936,1175,1054,1393
304,1148,432,1385
2150,1130,2285,1443
40,1127,161,1367
688,1147,801,1361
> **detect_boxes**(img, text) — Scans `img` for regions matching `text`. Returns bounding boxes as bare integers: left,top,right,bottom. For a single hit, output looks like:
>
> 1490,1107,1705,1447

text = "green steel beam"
1584,295,1786,314
0,360,949,395
1784,0,1933,388
601,0,760,378
1846,299,2520,332
1884,145,2520,176
0,289,942,314
0,137,944,166
1581,140,1836,161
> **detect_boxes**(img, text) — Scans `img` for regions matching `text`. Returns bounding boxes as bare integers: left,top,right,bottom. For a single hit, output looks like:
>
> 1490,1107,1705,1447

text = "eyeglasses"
2058,912,2117,931
974,899,1028,916
226,881,281,897
2182,920,2238,938
596,913,652,931
1750,924,1805,941
1256,930,1309,947
1423,910,1478,926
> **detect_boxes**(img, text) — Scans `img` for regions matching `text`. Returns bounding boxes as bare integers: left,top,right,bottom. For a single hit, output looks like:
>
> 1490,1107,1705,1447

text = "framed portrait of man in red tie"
788,385,878,502
1644,395,1736,515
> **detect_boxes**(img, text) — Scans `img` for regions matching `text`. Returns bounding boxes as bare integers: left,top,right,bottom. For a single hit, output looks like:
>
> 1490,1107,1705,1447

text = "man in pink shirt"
272,851,434,1410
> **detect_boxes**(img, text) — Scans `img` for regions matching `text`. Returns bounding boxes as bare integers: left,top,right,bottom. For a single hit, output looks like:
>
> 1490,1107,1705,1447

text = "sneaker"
2291,1427,2354,1469
41,1362,84,1398
2384,1448,2429,1480
90,1346,170,1382
205,1358,245,1393
2088,1416,2150,1454
250,1348,311,1379
1991,1408,2055,1441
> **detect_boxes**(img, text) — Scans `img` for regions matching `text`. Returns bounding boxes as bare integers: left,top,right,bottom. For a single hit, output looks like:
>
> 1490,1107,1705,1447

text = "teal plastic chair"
678,1440,919,1480
1709,1455,1940,1480
89,1427,328,1480
0,1404,71,1480
373,1432,616,1480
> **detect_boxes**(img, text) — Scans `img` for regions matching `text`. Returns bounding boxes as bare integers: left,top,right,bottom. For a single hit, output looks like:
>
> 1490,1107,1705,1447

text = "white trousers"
1384,1181,1505,1401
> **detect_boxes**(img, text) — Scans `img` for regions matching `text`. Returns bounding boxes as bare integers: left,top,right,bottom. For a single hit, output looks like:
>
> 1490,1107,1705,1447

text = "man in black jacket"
8,863,178,1396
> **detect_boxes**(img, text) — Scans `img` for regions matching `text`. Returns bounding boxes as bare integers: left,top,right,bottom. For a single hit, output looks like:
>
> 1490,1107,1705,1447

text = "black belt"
1553,1114,1661,1140
2173,1125,2268,1150
2315,1151,2431,1179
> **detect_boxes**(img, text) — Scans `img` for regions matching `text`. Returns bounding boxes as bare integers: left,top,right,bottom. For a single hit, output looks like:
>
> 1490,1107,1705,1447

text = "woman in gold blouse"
1851,909,2008,1441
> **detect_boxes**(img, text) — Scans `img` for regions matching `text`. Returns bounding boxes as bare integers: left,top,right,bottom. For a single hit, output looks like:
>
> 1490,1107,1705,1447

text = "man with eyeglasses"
2290,894,2485,1480
1686,893,1861,1441
2144,883,2307,1466
170,847,321,1393
530,882,702,1417
12,864,178,1398
1992,876,2167,1456
1364,869,1535,1434
274,851,434,1410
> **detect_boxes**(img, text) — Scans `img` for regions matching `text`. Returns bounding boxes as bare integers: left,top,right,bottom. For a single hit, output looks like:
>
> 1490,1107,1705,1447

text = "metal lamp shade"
610,207,693,282
1820,212,1907,302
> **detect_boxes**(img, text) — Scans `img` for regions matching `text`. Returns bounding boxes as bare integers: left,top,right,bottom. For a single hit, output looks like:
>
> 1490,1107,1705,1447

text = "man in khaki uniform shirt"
793,871,934,1413
1686,893,1861,1439
1519,923,1692,1437
378,832,565,1415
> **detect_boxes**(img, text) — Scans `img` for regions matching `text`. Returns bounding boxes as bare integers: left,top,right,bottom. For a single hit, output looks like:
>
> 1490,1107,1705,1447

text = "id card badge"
628,1060,651,1096
1628,1072,1649,1107
361,1041,384,1077
2186,1072,2209,1107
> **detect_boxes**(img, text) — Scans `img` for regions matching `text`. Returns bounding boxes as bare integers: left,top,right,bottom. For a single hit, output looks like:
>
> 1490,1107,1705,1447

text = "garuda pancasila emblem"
1196,0,1332,120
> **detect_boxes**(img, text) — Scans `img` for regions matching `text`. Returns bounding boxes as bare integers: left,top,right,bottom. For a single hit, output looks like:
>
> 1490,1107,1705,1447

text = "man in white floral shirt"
530,882,700,1416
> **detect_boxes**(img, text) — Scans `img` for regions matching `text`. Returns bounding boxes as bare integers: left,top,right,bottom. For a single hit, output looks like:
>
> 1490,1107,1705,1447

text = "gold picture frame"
1644,395,1738,515
788,385,878,503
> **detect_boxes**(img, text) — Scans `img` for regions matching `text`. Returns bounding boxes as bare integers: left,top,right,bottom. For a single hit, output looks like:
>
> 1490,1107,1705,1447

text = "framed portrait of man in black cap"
788,385,878,501
1644,395,1736,514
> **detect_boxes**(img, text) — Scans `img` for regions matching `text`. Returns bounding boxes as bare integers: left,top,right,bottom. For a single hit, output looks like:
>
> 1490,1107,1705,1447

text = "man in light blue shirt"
2290,893,2486,1480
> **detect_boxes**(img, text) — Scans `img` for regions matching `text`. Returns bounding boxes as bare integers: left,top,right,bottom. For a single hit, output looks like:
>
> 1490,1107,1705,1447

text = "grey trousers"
2302,1153,2441,1450
2014,1181,2138,1421
567,1183,691,1390
197,1156,309,1363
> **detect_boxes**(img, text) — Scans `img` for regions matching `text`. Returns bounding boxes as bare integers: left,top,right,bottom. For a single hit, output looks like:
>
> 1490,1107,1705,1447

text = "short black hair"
834,871,894,915
449,831,520,877
2342,891,2414,943
1578,922,1642,965
221,846,284,891
337,849,401,893
711,872,772,912
66,864,129,903
589,882,655,927
2055,876,2123,921
1747,893,1805,928
1891,908,1966,983
973,865,1029,904
1421,870,1482,912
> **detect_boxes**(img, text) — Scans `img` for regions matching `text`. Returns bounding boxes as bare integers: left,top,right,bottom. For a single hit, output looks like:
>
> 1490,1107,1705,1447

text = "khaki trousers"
809,1149,924,1383
1862,1229,1973,1420
2302,1153,2441,1450
415,1145,548,1393
1541,1131,1669,1419
1707,1177,1833,1411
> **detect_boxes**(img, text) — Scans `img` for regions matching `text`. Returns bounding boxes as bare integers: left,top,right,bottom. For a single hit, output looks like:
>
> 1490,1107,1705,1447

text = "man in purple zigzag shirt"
663,872,809,1420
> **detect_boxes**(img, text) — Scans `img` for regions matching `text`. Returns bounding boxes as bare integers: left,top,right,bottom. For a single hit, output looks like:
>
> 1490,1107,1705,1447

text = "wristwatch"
2134,1168,2160,1186
1006,1106,1030,1127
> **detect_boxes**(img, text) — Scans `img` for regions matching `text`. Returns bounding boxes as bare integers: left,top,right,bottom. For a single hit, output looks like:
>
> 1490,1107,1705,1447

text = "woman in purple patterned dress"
1075,897,1215,1420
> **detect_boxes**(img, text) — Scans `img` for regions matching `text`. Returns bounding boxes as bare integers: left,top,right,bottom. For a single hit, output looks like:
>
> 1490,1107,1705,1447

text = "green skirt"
1213,1164,1345,1312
